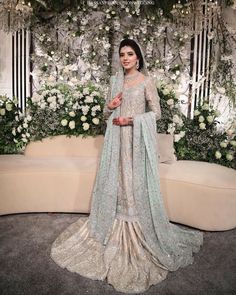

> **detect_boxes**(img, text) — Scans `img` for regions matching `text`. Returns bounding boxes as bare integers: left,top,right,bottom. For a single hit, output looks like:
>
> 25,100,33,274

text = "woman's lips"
123,62,130,65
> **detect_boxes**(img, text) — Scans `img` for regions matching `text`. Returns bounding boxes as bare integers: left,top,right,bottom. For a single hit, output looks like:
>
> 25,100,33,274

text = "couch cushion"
160,160,236,189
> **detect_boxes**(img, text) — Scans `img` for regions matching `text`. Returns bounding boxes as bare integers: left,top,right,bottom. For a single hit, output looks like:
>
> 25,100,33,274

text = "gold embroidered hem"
50,216,169,294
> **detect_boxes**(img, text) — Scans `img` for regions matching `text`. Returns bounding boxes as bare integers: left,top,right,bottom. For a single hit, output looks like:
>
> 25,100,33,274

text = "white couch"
0,135,236,231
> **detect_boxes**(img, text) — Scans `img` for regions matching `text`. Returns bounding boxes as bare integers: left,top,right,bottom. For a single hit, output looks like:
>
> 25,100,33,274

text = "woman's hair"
119,39,144,71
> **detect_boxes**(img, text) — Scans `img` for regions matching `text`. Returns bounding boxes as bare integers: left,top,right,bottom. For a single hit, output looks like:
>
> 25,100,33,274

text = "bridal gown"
50,76,203,293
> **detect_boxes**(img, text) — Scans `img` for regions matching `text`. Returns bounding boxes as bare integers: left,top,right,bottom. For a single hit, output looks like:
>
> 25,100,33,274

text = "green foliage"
174,102,236,169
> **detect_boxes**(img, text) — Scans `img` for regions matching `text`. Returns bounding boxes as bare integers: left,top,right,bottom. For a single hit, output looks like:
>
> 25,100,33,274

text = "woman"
50,39,203,293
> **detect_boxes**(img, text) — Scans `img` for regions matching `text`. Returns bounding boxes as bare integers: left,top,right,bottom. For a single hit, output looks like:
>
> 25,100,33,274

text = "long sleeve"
145,77,161,120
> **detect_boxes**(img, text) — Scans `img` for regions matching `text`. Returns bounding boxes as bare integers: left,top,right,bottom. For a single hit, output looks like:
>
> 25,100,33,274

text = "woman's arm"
145,76,161,120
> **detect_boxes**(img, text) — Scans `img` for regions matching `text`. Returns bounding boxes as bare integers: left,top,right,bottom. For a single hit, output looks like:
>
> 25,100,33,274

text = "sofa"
0,134,236,231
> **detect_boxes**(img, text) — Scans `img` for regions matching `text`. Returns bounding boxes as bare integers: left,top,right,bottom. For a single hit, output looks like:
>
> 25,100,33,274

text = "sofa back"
24,135,104,157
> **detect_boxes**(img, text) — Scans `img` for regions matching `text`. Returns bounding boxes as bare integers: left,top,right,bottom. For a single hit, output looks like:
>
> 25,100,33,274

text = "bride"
50,38,203,294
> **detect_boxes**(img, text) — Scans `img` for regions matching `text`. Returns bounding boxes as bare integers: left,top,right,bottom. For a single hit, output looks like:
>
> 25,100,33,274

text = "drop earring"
136,60,139,70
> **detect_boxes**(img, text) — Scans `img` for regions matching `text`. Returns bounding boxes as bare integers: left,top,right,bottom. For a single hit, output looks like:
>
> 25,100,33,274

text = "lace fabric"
50,39,204,293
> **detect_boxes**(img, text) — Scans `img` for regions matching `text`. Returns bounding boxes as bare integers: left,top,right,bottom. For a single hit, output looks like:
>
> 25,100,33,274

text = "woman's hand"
113,117,133,126
108,92,122,110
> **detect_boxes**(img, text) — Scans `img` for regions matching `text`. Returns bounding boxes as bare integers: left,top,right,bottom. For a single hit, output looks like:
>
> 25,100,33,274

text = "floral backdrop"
0,0,236,169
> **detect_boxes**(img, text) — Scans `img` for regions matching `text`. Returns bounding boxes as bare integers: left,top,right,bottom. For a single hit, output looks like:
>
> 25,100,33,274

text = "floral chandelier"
0,0,33,32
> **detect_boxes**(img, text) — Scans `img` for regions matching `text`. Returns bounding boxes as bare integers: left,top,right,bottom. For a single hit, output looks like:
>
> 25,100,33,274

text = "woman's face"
119,46,138,71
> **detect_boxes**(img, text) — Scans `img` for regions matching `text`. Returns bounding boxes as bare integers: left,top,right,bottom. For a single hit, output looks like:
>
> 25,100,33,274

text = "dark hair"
119,38,144,71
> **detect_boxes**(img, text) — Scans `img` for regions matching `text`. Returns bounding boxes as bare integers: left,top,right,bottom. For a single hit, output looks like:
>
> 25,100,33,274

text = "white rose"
180,131,186,137
58,98,65,105
194,110,200,116
80,115,87,122
167,99,174,106
83,88,90,95
220,141,227,148
0,108,6,116
207,115,214,123
230,140,236,147
6,103,13,111
69,120,75,129
84,96,93,103
202,103,209,110
12,128,16,136
226,154,234,161
61,119,68,126
198,116,205,123
199,122,206,129
27,115,32,121
92,118,99,125
17,126,22,133
69,111,76,117
174,134,182,142
163,89,170,95
215,151,222,159
26,132,30,138
40,102,46,109
83,122,90,130
23,123,28,128
22,138,28,143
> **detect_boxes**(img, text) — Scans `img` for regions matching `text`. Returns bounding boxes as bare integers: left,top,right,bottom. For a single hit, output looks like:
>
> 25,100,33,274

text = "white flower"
82,105,89,115
17,126,22,133
174,134,182,142
167,123,175,134
15,115,19,121
6,103,12,111
226,154,234,161
172,114,183,126
226,129,234,136
49,102,57,110
167,99,174,106
61,119,68,126
23,123,28,128
230,140,236,147
202,103,209,110
26,132,30,138
207,115,214,123
83,122,90,131
194,110,200,116
58,98,65,105
40,102,46,109
83,88,90,95
0,108,6,116
163,89,170,95
215,151,222,159
80,115,87,122
13,138,18,143
199,122,206,129
220,141,228,148
31,93,41,103
26,115,32,121
92,118,99,125
69,111,76,117
84,96,93,103
69,120,75,129
198,116,205,123
12,128,16,136
22,138,28,143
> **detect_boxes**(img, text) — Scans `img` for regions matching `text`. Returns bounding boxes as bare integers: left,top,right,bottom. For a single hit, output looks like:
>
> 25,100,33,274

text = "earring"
136,60,139,70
